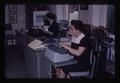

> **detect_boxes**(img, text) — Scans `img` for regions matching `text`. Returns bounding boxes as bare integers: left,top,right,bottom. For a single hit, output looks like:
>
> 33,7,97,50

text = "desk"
24,45,77,78
24,35,76,78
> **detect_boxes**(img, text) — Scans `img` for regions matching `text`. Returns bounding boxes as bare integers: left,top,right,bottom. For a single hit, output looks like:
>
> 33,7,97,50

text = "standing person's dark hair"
46,12,57,21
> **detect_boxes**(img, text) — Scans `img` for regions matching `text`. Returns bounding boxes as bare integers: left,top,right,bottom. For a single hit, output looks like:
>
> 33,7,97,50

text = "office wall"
89,5,107,27
78,5,89,24
5,5,9,24
99,5,107,27
5,5,25,35
49,5,56,13
15,5,25,30
56,5,69,21
78,5,108,27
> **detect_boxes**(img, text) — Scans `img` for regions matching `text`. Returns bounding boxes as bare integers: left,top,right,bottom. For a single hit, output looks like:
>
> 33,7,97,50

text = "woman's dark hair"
46,12,56,21
71,20,85,32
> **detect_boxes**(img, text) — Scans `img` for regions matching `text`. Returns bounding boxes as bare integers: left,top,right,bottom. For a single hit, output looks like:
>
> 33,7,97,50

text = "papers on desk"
28,39,44,50
43,26,49,31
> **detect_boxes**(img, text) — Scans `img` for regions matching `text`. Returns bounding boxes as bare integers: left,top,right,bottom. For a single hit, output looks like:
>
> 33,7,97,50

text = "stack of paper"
28,39,43,50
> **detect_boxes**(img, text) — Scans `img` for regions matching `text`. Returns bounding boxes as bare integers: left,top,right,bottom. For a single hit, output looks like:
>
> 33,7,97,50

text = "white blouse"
71,33,85,44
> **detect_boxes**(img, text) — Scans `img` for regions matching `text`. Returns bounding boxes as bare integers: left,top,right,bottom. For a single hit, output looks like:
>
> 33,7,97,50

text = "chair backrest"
84,24,92,37
89,37,98,79
89,48,97,78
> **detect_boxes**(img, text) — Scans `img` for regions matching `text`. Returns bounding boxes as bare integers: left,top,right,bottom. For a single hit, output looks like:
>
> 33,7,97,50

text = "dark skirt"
58,62,90,75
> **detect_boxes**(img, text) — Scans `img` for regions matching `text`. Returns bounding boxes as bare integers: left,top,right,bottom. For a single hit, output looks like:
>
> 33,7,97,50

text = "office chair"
68,49,96,79
68,39,97,79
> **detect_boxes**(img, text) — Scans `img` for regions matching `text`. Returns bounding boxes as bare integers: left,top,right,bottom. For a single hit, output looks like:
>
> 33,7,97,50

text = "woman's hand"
60,43,86,56
60,44,70,51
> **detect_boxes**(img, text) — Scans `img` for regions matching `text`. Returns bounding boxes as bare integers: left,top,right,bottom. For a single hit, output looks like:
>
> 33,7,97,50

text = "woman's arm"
43,29,53,35
39,27,53,35
60,44,86,56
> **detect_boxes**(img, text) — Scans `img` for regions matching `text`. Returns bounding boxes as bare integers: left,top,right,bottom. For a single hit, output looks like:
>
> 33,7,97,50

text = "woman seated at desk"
56,20,91,78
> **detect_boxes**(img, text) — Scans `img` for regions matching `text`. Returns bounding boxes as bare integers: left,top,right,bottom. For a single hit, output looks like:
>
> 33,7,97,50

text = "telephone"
28,39,44,50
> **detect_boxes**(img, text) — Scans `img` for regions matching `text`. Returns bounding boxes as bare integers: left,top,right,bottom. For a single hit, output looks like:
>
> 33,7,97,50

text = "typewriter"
45,44,74,63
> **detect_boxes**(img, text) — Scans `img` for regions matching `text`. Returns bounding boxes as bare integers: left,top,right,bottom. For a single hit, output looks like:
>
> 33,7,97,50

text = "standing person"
56,20,92,78
45,12,60,38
